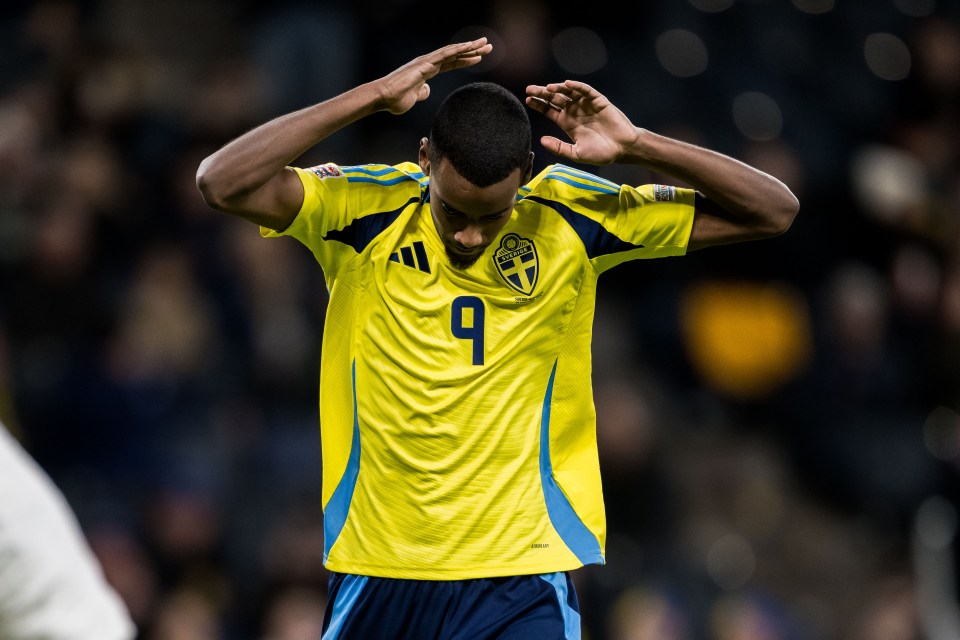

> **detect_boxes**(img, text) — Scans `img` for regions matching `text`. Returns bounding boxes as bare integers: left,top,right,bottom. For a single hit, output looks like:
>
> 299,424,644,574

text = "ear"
522,151,535,183
418,137,431,175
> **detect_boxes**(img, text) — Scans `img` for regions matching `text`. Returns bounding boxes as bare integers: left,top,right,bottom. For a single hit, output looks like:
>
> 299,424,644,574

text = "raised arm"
525,80,799,251
196,38,493,231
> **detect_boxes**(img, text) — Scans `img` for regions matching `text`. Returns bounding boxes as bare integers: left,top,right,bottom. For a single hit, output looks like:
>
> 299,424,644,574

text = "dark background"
1,1,959,638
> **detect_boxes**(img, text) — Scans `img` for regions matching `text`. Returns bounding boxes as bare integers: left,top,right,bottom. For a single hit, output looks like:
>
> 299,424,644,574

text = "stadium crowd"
1,0,959,638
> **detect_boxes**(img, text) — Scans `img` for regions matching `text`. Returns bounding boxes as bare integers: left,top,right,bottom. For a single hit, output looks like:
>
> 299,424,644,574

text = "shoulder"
521,163,621,201
276,161,426,245
338,162,428,188
298,162,426,189
295,161,427,218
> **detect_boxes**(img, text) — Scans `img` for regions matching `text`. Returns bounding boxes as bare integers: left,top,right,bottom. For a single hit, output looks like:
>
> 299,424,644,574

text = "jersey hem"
322,555,605,580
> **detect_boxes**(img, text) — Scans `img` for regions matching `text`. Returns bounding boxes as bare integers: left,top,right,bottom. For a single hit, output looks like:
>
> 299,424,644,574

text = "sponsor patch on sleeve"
654,184,676,202
308,163,343,178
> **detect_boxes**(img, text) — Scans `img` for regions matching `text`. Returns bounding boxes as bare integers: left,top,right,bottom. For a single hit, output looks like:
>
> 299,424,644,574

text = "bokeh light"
924,407,960,462
893,0,938,17
732,91,783,141
552,27,608,75
706,533,756,591
916,496,958,551
850,144,927,224
791,0,835,14
655,29,709,78
688,0,735,12
864,32,912,81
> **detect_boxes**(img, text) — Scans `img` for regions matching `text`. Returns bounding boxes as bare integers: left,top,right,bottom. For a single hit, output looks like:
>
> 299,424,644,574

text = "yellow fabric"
263,161,695,579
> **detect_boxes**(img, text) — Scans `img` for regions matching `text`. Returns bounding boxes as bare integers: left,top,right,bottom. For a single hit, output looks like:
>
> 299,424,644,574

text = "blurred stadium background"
1,0,959,638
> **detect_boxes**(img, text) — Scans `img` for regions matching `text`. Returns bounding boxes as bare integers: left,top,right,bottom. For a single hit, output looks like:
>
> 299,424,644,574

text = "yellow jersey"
263,161,695,579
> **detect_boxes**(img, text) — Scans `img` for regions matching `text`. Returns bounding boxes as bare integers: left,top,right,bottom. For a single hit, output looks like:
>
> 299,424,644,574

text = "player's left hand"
525,80,639,166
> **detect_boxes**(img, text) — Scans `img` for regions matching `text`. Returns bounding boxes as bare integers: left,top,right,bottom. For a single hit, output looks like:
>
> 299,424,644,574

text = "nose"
454,224,484,249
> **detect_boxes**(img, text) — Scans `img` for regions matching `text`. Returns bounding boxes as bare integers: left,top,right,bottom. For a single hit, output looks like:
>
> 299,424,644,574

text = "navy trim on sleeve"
526,195,643,259
323,196,420,254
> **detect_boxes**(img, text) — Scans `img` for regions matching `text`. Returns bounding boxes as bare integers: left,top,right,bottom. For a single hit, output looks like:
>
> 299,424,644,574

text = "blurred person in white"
0,421,136,640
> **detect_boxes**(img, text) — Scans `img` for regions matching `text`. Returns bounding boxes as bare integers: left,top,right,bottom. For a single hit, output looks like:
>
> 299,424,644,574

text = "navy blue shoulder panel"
526,195,643,259
322,196,421,254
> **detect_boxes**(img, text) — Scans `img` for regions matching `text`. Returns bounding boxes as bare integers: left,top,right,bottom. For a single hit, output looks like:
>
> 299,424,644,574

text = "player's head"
426,81,532,187
419,82,534,269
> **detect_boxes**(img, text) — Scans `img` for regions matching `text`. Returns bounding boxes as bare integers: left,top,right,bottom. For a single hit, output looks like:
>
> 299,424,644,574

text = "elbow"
762,189,800,238
776,191,800,235
195,157,233,212
195,158,220,210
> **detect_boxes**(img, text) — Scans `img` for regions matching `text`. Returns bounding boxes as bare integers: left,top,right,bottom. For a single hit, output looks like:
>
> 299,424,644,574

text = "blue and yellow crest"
494,233,538,296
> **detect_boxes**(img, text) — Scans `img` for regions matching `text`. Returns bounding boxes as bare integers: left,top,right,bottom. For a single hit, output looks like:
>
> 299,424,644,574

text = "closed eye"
440,199,509,222
439,200,464,218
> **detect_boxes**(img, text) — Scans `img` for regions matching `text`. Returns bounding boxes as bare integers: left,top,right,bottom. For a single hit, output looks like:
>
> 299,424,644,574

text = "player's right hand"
375,38,492,115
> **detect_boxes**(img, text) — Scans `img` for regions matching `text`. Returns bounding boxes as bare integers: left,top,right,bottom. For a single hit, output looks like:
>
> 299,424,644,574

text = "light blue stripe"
554,163,618,187
323,360,361,560
549,164,620,190
321,574,369,639
346,175,416,186
546,167,619,192
343,165,425,180
543,173,619,195
342,165,401,176
539,361,604,565
539,572,582,640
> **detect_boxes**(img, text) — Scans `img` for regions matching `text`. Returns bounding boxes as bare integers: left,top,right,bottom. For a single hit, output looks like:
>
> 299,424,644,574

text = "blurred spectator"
259,586,327,640
608,585,690,640
146,587,222,640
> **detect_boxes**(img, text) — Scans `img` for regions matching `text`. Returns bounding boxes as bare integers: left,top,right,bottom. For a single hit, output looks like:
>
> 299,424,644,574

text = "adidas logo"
389,240,431,274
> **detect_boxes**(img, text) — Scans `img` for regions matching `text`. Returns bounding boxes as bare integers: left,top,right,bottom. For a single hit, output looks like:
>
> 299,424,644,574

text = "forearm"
526,79,798,248
196,81,383,209
620,128,799,235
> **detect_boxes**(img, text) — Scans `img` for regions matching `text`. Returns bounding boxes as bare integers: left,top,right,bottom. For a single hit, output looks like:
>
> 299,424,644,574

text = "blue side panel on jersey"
539,572,583,640
323,360,362,560
323,196,419,254
539,361,604,566
526,195,643,259
321,574,369,640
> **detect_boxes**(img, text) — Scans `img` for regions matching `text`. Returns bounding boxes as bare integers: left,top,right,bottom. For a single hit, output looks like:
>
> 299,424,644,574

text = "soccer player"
196,37,798,639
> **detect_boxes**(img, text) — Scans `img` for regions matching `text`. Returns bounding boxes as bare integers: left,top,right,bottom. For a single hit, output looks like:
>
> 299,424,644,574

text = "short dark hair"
429,82,531,187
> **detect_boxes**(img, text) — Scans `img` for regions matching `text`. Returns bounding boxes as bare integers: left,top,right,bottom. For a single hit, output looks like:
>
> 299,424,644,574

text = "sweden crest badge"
494,233,538,296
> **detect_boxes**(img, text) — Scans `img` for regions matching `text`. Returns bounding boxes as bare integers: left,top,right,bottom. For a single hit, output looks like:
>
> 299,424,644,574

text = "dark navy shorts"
321,571,581,639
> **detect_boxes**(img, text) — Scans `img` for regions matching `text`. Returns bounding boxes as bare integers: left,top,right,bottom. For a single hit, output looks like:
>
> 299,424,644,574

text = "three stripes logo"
494,233,538,296
389,241,431,274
